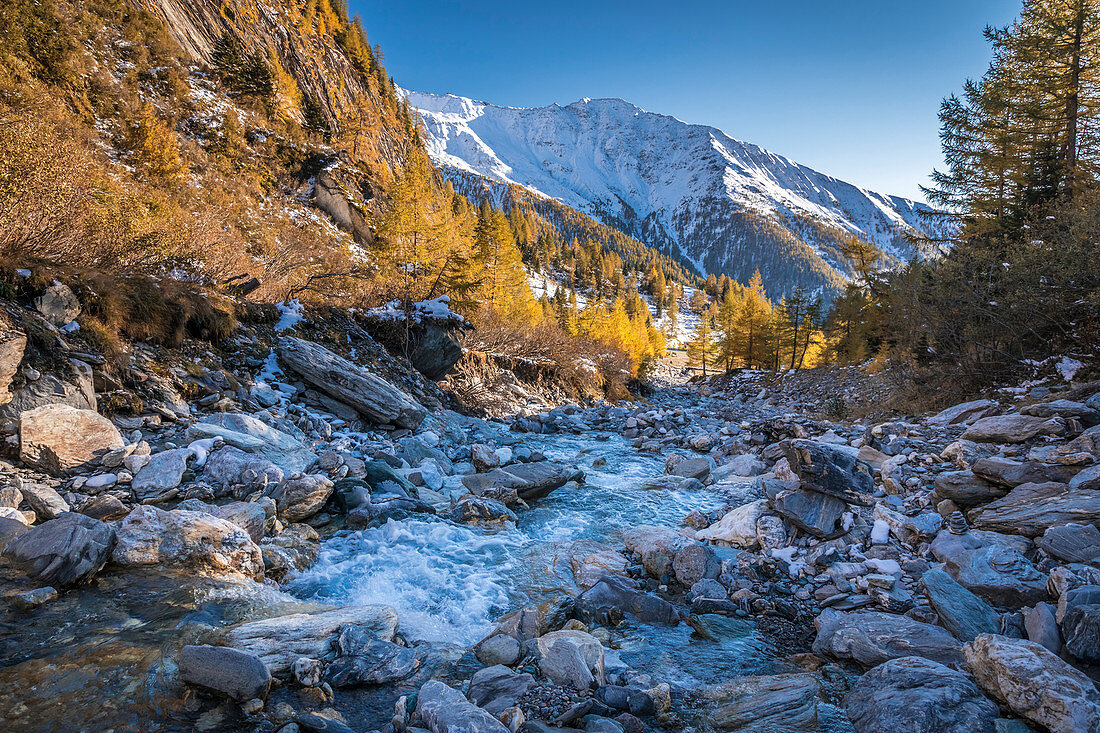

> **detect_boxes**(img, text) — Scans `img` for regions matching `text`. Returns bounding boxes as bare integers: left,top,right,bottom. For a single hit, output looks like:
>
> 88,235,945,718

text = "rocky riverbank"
1,286,1100,733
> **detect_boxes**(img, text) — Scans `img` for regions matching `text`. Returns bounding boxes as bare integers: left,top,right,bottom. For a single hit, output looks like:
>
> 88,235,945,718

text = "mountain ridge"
405,89,946,295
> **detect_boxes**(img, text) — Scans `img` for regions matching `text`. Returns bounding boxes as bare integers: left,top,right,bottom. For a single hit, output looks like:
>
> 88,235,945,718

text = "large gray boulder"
111,505,264,580
962,414,1063,443
199,413,316,473
622,525,691,578
324,624,418,688
20,483,69,520
2,512,115,587
812,609,964,668
971,457,1080,487
1036,523,1100,564
179,645,271,701
19,404,123,474
131,448,190,500
933,471,1006,506
271,474,334,522
931,531,1048,608
1,359,97,419
926,399,999,426
969,481,1100,537
845,656,998,733
769,486,849,538
963,634,1100,733
461,460,584,503
782,439,873,506
203,446,284,490
708,673,820,731
466,665,534,716
277,337,426,429
176,499,268,542
536,629,605,690
224,605,398,674
1062,603,1100,663
920,568,999,641
573,574,680,625
415,680,509,733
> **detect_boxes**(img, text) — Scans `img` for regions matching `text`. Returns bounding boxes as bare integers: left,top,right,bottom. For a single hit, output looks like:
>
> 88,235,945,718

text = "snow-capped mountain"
404,90,945,295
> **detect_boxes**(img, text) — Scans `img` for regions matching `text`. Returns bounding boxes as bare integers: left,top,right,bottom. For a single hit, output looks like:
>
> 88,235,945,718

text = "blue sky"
350,0,1021,202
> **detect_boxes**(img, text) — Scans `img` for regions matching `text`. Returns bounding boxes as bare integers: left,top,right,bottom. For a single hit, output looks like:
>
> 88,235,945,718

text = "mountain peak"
407,89,943,294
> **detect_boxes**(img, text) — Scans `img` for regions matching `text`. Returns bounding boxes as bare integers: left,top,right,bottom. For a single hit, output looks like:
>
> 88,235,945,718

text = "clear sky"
350,0,1022,202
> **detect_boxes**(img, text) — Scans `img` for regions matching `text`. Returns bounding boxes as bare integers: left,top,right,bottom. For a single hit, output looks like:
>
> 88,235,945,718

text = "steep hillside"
406,91,948,296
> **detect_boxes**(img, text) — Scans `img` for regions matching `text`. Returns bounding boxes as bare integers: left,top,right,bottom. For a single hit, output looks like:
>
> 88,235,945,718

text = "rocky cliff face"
133,0,403,164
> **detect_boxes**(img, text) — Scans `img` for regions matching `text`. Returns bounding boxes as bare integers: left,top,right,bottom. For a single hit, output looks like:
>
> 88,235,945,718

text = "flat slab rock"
223,605,399,674
812,609,964,668
707,672,820,731
969,481,1100,537
277,337,426,429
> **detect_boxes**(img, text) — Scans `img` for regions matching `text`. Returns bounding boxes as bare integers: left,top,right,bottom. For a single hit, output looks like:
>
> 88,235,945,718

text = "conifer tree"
687,303,720,376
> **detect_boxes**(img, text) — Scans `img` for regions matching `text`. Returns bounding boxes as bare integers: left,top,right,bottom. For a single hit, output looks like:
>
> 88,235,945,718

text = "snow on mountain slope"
405,90,945,296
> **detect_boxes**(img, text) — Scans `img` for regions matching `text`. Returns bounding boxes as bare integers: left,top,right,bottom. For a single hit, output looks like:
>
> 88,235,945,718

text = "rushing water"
288,432,782,690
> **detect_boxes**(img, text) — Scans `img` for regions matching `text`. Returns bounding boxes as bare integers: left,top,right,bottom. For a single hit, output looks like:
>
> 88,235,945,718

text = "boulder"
443,495,517,526
708,673,820,731
176,499,267,542
971,457,1080,487
19,404,123,474
782,440,873,506
199,413,316,473
259,522,319,579
461,461,584,502
131,448,190,500
1062,603,1100,663
812,609,964,668
324,624,418,687
537,630,605,690
2,513,115,587
1023,602,1061,653
1022,399,1100,425
203,446,284,490
920,568,999,641
931,531,1048,607
111,505,264,579
415,680,509,733
770,486,849,538
844,656,997,733
669,456,715,480
19,483,69,520
696,500,767,548
467,665,535,715
179,645,271,701
1070,464,1100,491
622,525,691,578
1036,523,1100,564
933,471,1006,506
927,399,1000,426
186,422,267,452
969,482,1100,537
271,474,334,522
962,415,1063,443
474,634,522,667
570,547,629,590
873,505,943,547
277,337,426,429
224,605,399,674
963,634,1100,733
573,575,680,625
35,282,80,325
1,359,97,419
671,543,720,587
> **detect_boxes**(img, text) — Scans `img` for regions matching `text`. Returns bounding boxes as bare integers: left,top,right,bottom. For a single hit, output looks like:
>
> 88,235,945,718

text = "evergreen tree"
687,303,720,376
